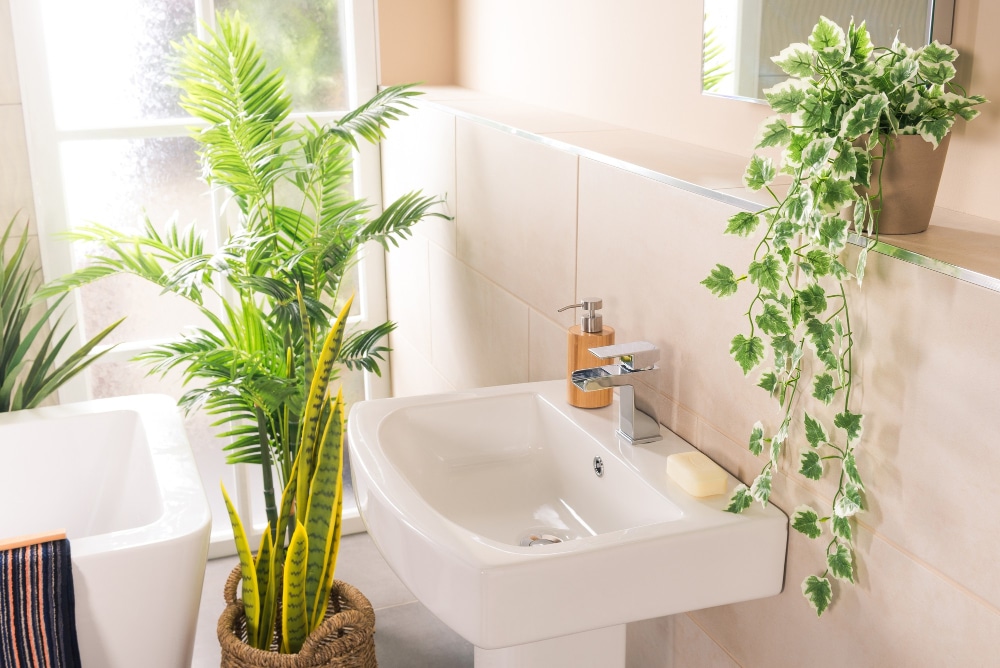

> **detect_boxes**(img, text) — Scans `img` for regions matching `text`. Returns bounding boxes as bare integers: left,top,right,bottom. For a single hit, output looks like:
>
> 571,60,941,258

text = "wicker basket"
218,566,377,668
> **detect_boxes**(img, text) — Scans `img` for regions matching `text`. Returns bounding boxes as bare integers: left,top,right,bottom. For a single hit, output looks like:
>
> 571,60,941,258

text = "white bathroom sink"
348,380,787,659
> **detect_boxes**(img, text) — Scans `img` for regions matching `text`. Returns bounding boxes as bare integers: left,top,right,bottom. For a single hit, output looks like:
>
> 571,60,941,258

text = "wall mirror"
702,0,957,103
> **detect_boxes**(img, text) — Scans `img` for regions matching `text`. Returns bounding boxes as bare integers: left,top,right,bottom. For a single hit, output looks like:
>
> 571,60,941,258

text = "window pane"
215,0,347,111
39,0,195,128
60,136,217,342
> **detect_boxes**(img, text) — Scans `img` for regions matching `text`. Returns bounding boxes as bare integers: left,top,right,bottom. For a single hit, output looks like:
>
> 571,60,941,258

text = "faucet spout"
571,341,662,444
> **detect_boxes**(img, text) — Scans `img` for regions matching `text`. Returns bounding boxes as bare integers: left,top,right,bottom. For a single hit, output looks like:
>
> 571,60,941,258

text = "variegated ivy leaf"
784,187,814,227
856,246,869,287
758,371,778,395
784,132,813,167
844,451,864,489
920,40,958,64
848,20,873,61
806,318,835,353
771,420,788,466
797,283,827,315
830,257,850,280
888,58,919,88
830,143,858,180
730,334,765,375
725,484,753,514
792,505,823,539
701,264,740,298
853,197,869,233
755,303,791,336
771,43,814,78
819,216,849,252
801,136,835,173
828,542,855,583
917,117,954,148
805,249,834,277
919,59,957,85
834,481,864,517
800,92,832,129
818,180,856,213
809,16,847,66
832,515,853,541
834,409,864,443
744,154,776,190
750,468,773,506
771,334,796,367
748,421,765,456
799,450,824,480
854,148,872,189
764,78,808,115
723,211,761,237
944,93,983,122
748,254,782,293
840,93,889,139
802,575,833,617
756,117,793,149
812,373,836,404
804,412,828,447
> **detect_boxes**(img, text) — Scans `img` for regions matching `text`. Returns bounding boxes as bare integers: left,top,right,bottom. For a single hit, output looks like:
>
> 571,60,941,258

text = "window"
10,0,385,553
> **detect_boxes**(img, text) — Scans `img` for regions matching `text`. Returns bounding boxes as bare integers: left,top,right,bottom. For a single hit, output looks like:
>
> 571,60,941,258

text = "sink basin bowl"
348,380,787,655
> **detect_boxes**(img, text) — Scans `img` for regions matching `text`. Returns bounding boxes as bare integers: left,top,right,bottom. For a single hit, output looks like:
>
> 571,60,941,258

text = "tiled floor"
192,533,473,667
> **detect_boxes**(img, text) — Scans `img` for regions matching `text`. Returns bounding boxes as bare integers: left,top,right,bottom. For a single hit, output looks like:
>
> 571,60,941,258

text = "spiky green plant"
222,298,352,653
40,12,444,525
0,216,121,411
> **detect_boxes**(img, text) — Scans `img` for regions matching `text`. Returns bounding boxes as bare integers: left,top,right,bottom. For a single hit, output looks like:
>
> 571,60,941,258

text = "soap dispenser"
558,298,615,408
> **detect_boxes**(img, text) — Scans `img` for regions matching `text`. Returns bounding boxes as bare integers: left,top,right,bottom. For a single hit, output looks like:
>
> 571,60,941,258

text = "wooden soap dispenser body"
559,298,615,408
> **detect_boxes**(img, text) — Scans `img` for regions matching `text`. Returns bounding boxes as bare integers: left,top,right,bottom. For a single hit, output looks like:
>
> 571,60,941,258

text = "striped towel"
0,538,81,668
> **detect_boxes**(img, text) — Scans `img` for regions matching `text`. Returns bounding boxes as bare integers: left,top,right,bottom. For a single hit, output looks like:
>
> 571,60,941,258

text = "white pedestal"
473,625,626,668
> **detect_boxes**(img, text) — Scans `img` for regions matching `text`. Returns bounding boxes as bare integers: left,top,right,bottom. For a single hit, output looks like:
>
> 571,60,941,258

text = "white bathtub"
0,394,212,668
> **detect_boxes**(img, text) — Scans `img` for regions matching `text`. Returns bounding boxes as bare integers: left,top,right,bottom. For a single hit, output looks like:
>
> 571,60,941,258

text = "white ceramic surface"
348,380,788,650
0,394,212,668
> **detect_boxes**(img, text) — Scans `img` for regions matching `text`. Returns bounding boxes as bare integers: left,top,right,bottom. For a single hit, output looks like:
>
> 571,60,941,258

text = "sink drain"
519,533,563,547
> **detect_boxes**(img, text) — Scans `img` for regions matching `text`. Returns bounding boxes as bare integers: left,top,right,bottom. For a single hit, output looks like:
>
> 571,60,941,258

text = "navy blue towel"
0,537,82,668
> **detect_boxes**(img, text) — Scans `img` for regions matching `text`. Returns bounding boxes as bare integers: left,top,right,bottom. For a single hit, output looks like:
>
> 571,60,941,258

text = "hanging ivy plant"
701,17,986,616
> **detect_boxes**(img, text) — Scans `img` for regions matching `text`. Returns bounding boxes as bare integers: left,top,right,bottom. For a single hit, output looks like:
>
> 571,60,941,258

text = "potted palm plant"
41,12,444,527
702,17,985,616
1,215,121,411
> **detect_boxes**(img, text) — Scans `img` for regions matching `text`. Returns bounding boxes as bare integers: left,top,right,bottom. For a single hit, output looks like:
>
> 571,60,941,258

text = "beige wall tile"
377,0,456,86
626,614,738,668
389,333,455,398
528,308,566,383
576,157,775,443
0,0,18,105
455,119,578,326
0,105,34,233
381,104,457,254
386,234,432,357
428,244,529,389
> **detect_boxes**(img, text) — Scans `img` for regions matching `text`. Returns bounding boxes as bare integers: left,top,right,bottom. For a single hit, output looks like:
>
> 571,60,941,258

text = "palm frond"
328,83,421,149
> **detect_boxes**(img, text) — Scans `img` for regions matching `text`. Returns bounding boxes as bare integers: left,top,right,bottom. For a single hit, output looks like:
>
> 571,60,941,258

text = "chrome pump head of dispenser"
558,298,603,333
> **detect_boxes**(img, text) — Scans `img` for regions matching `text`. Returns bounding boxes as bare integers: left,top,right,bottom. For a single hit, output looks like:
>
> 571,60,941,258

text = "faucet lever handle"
589,341,659,370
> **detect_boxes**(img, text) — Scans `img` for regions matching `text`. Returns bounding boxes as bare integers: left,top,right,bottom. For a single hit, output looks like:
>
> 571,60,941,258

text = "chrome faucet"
571,341,662,444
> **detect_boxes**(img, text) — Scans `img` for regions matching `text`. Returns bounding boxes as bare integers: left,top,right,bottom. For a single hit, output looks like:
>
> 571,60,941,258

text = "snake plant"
222,297,351,653
0,215,121,411
39,12,445,524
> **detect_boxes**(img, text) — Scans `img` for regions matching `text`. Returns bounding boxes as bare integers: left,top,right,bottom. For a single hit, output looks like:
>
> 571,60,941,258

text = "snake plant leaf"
282,521,310,654
750,468,773,506
701,264,740,298
834,482,864,517
723,211,761,237
804,413,829,447
221,483,260,648
725,484,753,514
305,388,345,628
756,117,793,149
792,505,823,539
743,155,776,191
730,334,764,375
827,543,855,583
771,43,814,78
832,515,853,541
799,450,824,481
834,410,864,443
255,528,275,649
802,575,833,616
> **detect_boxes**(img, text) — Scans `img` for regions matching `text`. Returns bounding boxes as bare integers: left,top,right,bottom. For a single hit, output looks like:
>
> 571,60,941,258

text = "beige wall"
377,0,456,86
381,93,1000,664
452,0,999,223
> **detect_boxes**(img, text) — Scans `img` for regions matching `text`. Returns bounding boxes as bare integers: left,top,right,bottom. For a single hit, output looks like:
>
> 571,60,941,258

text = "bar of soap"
666,451,727,497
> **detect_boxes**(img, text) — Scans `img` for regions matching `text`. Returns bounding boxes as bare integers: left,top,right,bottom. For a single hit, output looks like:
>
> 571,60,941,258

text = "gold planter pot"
218,566,377,668
861,133,951,235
